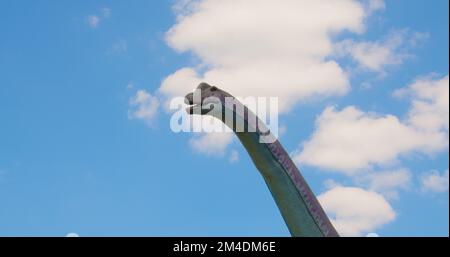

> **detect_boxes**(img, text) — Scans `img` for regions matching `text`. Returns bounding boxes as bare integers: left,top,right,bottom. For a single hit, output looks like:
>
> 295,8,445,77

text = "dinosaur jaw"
185,103,215,115
184,92,215,115
184,82,227,116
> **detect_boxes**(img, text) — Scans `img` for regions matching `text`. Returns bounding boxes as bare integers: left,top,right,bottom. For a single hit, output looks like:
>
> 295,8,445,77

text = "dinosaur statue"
185,82,339,237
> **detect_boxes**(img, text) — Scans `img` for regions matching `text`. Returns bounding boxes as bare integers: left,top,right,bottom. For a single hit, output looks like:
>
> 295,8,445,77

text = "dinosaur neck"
219,102,338,237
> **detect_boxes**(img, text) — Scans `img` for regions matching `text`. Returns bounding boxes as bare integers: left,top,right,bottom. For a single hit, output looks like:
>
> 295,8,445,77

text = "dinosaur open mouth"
184,92,214,115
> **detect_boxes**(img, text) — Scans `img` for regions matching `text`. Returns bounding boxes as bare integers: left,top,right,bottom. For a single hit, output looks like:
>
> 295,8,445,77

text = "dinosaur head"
184,82,231,117
184,82,277,143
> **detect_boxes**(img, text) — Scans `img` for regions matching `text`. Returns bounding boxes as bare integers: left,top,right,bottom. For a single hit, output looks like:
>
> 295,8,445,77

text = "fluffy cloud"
295,75,449,174
295,105,447,173
189,132,234,156
318,186,396,236
367,0,385,13
158,0,387,157
158,0,385,113
335,30,428,73
128,90,160,125
160,68,201,100
359,169,412,199
420,170,449,193
396,75,449,132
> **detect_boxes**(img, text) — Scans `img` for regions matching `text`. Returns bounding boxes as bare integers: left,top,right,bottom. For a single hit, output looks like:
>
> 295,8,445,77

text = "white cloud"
189,132,234,156
159,0,381,113
295,106,447,174
367,0,385,13
359,169,412,199
66,233,79,237
295,75,449,174
160,68,202,102
128,90,160,125
158,0,382,157
335,30,427,73
318,186,396,236
87,15,100,28
396,75,449,132
337,39,401,72
420,169,449,193
323,179,343,190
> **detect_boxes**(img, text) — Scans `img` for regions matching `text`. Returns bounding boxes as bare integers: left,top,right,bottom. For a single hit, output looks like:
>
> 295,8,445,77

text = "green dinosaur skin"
185,83,339,237
235,131,325,236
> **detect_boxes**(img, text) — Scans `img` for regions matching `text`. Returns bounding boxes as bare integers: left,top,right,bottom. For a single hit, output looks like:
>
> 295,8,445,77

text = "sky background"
0,0,448,236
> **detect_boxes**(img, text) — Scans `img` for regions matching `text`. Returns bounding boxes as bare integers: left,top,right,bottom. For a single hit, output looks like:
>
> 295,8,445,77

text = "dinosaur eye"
210,86,217,91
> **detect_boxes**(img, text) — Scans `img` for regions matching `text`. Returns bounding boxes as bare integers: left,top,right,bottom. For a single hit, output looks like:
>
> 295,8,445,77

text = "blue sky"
0,0,448,236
